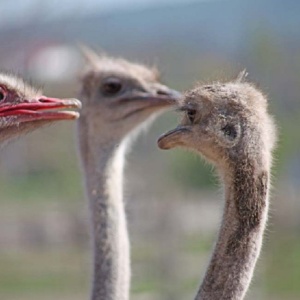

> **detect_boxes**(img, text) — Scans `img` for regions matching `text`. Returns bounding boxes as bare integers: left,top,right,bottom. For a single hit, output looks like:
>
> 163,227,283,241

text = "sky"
0,0,218,27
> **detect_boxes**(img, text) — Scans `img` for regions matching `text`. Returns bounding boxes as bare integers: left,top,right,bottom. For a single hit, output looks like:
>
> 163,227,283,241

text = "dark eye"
222,124,237,139
101,78,122,96
0,88,6,101
186,109,197,123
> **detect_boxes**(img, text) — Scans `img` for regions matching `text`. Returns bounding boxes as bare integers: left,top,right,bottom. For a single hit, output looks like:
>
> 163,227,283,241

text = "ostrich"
77,48,181,300
0,72,81,145
158,75,277,300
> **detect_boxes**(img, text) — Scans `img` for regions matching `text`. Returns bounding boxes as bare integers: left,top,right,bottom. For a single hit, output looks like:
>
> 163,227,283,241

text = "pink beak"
0,96,81,122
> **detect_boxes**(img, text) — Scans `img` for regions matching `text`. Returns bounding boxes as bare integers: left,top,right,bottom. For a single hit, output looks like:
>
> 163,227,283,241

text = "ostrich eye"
186,109,197,123
101,77,123,96
0,88,6,101
222,124,237,139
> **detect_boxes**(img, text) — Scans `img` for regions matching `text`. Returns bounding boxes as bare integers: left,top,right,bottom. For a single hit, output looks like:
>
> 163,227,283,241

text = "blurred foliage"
265,235,300,297
0,250,88,300
0,168,82,203
169,150,217,189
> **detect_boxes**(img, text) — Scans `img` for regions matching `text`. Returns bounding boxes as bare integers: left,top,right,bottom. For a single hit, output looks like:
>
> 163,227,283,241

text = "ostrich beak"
143,85,182,106
0,96,82,122
109,85,181,121
112,86,182,108
157,126,192,150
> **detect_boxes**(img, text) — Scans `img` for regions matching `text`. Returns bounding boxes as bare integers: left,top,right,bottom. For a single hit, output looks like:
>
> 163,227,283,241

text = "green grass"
132,278,160,293
1,234,300,300
183,234,214,255
0,250,88,298
0,167,83,204
264,235,300,297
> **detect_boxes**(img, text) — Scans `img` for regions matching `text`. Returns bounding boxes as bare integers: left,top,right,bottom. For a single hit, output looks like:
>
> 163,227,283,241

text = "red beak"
0,96,81,122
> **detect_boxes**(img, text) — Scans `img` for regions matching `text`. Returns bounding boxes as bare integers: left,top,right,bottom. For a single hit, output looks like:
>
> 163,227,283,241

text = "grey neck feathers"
78,114,160,300
195,157,269,300
80,137,130,300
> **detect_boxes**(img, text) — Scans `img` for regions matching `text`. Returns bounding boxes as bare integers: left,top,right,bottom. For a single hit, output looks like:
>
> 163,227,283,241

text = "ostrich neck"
196,157,269,300
81,137,130,300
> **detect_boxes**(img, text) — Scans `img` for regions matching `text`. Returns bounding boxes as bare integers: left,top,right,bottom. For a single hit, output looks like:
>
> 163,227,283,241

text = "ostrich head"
0,73,81,144
79,48,181,145
158,75,276,171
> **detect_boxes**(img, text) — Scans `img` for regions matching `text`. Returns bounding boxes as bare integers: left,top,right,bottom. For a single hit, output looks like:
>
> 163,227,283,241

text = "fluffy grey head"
158,78,276,170
78,48,181,145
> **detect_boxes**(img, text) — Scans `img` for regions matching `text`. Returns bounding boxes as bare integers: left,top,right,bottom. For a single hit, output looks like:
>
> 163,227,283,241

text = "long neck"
79,134,130,300
196,157,269,300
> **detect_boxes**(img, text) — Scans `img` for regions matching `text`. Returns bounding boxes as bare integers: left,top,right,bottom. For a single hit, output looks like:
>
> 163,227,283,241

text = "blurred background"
0,0,299,299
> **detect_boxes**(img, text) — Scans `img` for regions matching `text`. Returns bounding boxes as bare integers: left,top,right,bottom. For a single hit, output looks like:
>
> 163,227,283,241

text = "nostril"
156,89,169,96
38,97,60,103
38,98,49,103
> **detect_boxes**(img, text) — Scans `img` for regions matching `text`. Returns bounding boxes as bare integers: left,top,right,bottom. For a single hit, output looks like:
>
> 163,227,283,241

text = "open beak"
0,96,81,123
157,126,191,150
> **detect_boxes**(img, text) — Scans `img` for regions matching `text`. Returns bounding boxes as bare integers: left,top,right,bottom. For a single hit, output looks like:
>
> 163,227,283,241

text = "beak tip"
165,90,182,104
173,90,183,100
157,126,190,150
65,98,82,109
157,135,170,150
72,112,81,119
74,99,82,109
